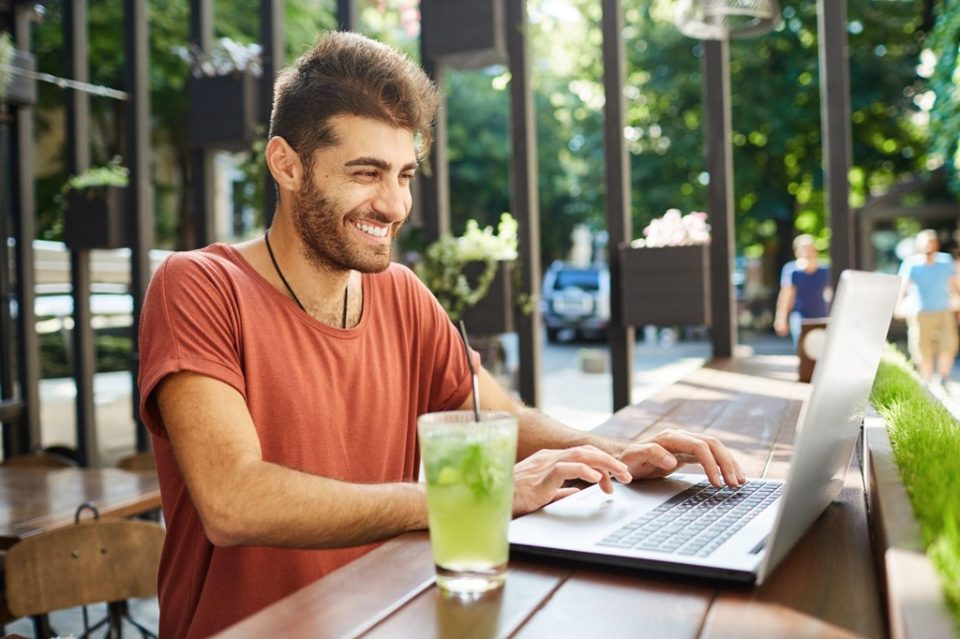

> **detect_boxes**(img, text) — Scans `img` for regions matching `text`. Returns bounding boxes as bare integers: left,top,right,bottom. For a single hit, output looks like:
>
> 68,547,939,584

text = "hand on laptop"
511,445,632,516
617,429,746,488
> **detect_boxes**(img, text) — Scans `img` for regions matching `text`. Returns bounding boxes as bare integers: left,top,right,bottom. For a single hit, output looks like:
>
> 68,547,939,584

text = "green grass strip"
870,345,960,627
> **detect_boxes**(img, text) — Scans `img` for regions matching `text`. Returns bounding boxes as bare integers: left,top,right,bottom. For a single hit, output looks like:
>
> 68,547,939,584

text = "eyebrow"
344,157,419,173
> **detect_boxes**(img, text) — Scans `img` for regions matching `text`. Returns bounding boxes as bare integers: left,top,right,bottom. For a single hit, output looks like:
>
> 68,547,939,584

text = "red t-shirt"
138,244,475,638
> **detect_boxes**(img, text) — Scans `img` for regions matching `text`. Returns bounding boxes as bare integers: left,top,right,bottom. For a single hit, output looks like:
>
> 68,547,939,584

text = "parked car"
540,261,610,342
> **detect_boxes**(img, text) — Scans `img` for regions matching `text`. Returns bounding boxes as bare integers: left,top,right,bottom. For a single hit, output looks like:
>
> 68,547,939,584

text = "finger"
703,436,746,486
562,446,632,484
657,432,724,486
599,472,615,494
621,442,678,474
551,487,580,502
549,461,606,486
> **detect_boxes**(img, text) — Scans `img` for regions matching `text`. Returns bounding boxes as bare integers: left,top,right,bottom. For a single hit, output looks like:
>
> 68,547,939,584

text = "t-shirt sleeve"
138,252,246,439
401,266,480,413
897,258,912,280
780,262,796,288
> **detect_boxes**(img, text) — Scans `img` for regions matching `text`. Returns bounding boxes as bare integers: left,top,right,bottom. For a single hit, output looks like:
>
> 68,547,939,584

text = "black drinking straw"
458,320,481,422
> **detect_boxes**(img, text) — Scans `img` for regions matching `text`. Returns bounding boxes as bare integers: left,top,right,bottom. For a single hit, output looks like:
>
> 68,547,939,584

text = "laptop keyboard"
597,480,783,558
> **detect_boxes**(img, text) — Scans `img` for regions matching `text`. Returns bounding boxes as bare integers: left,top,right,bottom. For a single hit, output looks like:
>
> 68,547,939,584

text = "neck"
260,221,354,327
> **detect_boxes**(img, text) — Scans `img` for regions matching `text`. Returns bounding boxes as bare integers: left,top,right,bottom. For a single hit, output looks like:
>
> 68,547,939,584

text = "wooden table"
218,356,885,638
0,466,161,549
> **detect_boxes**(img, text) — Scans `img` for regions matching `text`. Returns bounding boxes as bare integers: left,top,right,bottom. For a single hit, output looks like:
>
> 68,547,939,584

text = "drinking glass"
418,411,518,595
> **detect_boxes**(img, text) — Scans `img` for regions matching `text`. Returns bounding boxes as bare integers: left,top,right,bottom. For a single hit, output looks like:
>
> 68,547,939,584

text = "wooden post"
3,5,42,455
189,0,216,248
337,0,357,31
125,0,154,451
261,0,284,228
601,0,635,411
65,0,99,466
505,0,542,407
702,39,736,358
418,58,450,246
818,0,853,287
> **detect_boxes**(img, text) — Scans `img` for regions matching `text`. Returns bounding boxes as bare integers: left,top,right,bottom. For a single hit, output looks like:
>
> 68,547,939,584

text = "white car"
540,261,611,342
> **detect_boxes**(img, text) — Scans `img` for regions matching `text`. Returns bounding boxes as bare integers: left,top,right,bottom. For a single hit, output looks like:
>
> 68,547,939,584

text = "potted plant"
416,212,523,335
618,208,712,327
185,38,261,151
0,31,36,107
61,161,129,250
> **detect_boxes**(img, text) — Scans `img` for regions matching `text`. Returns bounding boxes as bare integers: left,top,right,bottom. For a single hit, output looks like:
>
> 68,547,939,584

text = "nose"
372,180,411,222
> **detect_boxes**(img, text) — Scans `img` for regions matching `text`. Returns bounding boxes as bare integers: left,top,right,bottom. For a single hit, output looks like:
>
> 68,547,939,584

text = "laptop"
509,270,901,584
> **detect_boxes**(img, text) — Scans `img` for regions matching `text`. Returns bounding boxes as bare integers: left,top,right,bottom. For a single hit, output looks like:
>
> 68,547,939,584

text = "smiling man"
138,32,744,638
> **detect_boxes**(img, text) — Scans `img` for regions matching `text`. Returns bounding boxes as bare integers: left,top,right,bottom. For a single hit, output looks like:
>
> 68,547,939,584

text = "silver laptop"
509,270,900,584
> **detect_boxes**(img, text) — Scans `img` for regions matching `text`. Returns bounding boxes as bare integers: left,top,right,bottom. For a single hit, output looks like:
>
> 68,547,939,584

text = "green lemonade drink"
418,411,517,595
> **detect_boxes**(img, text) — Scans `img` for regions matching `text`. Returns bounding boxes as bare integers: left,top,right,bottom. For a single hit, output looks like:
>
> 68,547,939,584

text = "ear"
265,136,303,193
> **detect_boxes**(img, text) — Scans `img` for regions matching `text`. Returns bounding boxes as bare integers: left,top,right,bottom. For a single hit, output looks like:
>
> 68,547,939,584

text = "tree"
927,0,960,195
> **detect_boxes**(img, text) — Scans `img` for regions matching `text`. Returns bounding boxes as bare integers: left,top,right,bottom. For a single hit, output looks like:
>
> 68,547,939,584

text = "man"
774,234,832,347
897,229,960,382
139,32,745,638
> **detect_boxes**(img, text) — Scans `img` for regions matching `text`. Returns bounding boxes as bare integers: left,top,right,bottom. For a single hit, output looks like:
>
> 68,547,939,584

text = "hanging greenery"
927,0,960,195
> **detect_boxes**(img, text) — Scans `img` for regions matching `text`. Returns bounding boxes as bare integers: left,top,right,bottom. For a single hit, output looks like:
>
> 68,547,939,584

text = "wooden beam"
601,0,635,411
418,58,449,245
189,0,215,248
818,0,853,287
702,39,736,358
125,0,154,451
2,6,41,455
506,0,542,407
261,0,284,228
64,0,99,467
337,0,357,32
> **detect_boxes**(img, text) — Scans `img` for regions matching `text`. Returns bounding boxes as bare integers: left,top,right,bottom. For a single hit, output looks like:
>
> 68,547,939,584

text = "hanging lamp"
675,0,783,40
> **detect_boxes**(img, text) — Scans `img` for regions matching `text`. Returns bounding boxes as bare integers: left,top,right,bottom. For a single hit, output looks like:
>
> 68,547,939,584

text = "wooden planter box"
619,244,711,327
5,49,36,107
862,412,955,638
460,260,513,335
188,70,258,151
420,0,506,70
63,186,128,250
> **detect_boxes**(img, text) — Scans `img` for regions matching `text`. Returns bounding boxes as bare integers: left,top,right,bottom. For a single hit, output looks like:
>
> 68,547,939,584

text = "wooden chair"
116,452,157,472
3,504,164,638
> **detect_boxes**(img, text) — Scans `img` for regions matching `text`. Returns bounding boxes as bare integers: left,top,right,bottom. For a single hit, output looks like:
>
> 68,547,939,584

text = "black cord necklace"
264,227,348,329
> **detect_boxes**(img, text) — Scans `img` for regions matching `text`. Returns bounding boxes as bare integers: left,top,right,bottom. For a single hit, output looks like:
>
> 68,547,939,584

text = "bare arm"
156,371,427,548
774,285,796,336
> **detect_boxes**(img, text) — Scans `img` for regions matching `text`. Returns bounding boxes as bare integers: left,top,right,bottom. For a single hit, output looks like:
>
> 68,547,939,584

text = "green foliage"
870,346,960,623
927,0,960,195
63,162,129,192
416,213,519,323
0,31,14,101
38,331,132,378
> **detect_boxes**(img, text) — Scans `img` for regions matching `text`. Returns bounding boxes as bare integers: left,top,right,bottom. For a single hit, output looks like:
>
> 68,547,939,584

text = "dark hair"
269,32,440,165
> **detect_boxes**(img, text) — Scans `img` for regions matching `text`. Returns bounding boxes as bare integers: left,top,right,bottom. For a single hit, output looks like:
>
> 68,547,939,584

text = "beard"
291,173,405,274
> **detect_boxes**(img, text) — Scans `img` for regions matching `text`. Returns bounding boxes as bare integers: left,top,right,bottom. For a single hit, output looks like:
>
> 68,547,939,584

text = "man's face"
292,115,418,273
917,234,939,255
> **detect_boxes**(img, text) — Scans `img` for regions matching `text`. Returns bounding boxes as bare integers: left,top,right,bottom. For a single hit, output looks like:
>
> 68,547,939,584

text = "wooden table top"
218,356,885,638
0,466,161,549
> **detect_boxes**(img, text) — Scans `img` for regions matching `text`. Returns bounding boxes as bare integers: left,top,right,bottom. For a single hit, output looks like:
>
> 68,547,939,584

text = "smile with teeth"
354,220,389,238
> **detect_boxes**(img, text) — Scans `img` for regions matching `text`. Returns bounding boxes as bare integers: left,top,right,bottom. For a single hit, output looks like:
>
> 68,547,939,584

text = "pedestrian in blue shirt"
897,229,960,383
774,234,832,348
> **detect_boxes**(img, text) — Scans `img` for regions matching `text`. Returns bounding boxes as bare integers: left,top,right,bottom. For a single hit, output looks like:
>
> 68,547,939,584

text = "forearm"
515,407,628,461
774,289,793,324
197,462,427,549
